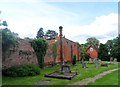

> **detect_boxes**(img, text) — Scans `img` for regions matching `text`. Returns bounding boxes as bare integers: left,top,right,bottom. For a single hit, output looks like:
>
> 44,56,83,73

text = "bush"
2,64,40,77
72,55,76,65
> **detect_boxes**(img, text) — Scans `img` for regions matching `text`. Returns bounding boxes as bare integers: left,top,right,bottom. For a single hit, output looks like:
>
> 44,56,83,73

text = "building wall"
44,37,81,64
2,37,81,69
86,46,98,59
2,38,38,69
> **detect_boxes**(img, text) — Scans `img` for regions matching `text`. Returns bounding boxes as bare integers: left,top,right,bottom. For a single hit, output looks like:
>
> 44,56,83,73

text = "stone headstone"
110,57,113,62
94,58,99,68
81,58,86,68
113,58,117,62
61,64,71,73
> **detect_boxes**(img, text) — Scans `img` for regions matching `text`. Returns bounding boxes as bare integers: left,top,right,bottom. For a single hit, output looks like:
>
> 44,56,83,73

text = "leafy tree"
45,30,58,40
1,28,18,52
31,38,48,68
98,43,109,61
36,28,44,38
80,44,89,61
86,37,99,46
2,21,8,26
105,36,120,62
1,28,18,61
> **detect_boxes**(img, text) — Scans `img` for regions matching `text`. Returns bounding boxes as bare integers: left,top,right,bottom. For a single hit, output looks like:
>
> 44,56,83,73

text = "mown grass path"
67,68,119,86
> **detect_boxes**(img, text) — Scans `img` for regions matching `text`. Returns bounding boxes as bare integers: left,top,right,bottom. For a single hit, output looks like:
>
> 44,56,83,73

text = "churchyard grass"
2,61,119,86
89,70,119,85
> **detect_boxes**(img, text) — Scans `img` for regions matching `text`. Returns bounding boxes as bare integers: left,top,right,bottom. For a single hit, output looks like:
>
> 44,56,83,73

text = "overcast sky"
0,0,118,44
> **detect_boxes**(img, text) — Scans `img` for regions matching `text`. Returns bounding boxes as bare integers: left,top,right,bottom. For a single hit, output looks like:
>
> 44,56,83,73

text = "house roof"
86,45,98,52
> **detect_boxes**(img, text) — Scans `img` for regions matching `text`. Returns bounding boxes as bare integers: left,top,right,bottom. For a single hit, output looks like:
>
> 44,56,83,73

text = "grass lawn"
2,62,119,86
89,70,119,85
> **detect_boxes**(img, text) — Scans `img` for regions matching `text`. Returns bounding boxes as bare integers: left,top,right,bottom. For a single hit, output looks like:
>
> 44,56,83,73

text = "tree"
86,37,99,46
105,37,120,62
1,28,18,61
80,44,89,61
45,30,58,40
36,28,44,38
2,21,8,26
31,38,48,68
98,43,109,61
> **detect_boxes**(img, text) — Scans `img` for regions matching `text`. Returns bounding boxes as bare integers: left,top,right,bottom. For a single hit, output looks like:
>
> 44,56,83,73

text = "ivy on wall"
52,42,58,64
31,38,48,68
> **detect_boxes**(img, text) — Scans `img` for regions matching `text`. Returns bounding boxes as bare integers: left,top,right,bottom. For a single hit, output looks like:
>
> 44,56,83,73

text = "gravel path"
67,68,119,87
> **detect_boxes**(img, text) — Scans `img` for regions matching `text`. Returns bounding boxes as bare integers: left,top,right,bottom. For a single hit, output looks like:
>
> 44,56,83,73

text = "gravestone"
110,57,113,62
113,58,117,62
94,58,99,68
61,64,71,73
81,58,86,68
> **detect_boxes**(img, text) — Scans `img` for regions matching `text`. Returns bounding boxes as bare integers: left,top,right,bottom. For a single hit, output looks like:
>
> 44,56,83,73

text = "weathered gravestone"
113,58,117,62
81,58,86,68
94,58,100,68
61,64,71,73
110,57,113,62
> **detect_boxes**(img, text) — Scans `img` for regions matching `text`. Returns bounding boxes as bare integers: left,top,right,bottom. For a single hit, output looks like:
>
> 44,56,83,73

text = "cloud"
0,2,118,44
66,13,118,43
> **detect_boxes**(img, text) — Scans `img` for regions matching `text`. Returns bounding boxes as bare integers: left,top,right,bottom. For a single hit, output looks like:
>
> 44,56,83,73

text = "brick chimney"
59,26,63,37
59,26,63,64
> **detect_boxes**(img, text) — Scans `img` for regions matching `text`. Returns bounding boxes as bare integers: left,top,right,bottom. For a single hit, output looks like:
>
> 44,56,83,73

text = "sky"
0,0,118,44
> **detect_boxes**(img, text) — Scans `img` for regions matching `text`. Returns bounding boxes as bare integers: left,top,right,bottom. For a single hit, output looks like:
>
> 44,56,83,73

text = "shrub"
2,64,40,77
72,55,76,65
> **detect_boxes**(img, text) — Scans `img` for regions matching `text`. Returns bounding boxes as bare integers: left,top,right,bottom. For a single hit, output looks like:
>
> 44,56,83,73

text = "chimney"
59,26,63,37
59,26,63,64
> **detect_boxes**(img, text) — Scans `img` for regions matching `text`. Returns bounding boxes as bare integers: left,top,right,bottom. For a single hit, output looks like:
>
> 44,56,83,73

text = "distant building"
86,45,98,59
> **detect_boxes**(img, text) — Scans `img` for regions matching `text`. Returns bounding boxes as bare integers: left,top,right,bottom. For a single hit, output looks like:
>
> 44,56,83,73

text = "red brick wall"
86,46,98,59
44,37,81,64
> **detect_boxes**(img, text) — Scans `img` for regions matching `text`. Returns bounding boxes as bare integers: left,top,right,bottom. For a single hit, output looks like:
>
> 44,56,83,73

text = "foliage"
2,64,40,77
1,28,18,59
2,21,8,26
36,28,44,38
72,55,76,65
98,43,109,61
45,30,58,40
80,44,90,61
0,20,8,26
86,37,99,46
52,42,58,64
31,38,48,68
105,36,120,62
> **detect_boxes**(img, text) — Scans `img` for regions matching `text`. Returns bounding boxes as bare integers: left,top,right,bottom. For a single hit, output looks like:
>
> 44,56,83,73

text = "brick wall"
44,37,81,64
2,38,38,69
2,37,81,69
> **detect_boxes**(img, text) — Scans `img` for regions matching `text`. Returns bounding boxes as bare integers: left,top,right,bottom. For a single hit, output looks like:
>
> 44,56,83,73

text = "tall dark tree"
105,37,120,62
45,30,58,40
2,21,8,26
98,43,109,61
80,44,89,61
36,28,44,38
